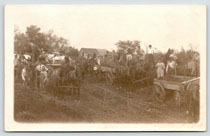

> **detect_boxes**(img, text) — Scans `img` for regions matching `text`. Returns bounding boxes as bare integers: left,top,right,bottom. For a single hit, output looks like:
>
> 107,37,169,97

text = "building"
80,48,107,58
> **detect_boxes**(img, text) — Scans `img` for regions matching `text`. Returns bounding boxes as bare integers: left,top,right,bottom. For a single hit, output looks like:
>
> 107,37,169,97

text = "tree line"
14,25,79,60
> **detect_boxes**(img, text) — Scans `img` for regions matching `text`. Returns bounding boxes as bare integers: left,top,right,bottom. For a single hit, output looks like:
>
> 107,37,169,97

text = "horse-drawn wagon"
153,75,200,122
153,75,200,106
47,63,81,99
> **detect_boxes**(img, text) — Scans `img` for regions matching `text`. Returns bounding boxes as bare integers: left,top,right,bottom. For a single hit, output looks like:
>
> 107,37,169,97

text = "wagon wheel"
153,83,166,102
105,72,114,85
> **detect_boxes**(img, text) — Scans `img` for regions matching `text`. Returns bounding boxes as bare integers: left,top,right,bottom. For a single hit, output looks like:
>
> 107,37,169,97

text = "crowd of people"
14,44,200,92
15,51,75,92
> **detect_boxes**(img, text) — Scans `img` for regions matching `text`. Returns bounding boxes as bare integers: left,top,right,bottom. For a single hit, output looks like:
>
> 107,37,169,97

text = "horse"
186,82,200,123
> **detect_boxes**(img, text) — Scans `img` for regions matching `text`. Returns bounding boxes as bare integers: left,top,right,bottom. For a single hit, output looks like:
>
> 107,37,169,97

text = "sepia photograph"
4,5,206,131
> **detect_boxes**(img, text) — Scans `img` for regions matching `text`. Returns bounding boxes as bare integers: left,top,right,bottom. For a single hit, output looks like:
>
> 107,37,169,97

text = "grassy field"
14,77,192,123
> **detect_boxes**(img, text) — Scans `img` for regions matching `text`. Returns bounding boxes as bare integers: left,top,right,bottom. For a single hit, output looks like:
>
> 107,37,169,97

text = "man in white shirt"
35,64,48,72
166,60,177,75
147,45,154,65
35,63,48,89
21,64,29,89
21,65,27,82
126,54,132,61
126,53,133,66
40,66,48,90
148,45,154,54
96,56,101,65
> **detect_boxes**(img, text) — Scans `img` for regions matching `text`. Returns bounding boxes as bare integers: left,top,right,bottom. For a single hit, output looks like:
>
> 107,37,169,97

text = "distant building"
80,48,107,59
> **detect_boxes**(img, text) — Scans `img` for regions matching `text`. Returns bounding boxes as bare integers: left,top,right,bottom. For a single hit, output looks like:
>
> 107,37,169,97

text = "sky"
8,5,206,53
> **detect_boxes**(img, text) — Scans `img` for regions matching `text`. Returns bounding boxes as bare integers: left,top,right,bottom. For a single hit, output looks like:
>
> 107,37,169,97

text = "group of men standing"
147,45,200,79
14,52,52,91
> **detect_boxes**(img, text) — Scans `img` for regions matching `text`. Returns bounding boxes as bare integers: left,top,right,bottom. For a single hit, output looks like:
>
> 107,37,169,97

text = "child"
21,64,27,88
40,65,48,91
156,59,165,79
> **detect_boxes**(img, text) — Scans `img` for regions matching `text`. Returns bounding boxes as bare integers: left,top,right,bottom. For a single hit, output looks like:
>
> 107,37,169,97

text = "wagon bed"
154,75,199,91
153,75,200,105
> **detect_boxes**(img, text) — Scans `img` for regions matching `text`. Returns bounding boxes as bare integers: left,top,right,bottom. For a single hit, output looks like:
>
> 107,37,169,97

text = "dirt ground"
14,76,193,123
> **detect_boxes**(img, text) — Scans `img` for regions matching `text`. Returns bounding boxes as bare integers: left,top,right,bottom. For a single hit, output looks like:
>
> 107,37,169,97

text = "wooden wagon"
153,75,200,106
47,63,81,98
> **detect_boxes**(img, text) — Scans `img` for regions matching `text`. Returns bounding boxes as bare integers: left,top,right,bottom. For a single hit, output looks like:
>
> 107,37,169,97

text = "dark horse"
57,62,83,98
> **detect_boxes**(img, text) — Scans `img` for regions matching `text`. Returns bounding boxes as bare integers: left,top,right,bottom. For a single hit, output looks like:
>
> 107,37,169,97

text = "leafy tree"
115,40,141,55
14,25,79,60
26,25,47,52
14,31,30,54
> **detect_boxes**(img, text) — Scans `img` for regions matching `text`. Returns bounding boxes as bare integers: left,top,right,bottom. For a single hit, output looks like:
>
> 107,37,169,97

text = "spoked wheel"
153,83,166,102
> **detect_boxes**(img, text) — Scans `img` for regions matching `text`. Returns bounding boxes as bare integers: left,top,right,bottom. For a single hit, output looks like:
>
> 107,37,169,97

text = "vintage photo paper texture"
4,5,206,131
